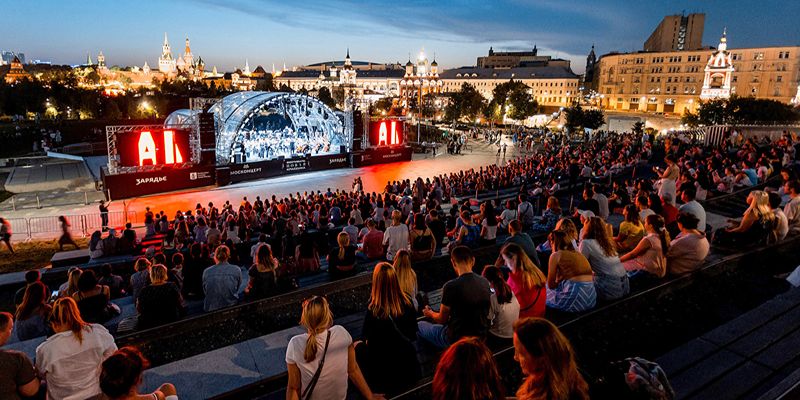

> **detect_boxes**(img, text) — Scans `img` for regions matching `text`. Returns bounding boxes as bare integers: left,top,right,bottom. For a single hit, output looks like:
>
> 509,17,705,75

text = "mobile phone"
51,290,59,298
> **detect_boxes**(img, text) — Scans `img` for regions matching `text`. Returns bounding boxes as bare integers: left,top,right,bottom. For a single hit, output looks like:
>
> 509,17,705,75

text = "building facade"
3,55,30,84
644,13,705,52
595,32,800,115
439,65,580,110
476,46,571,69
274,50,406,99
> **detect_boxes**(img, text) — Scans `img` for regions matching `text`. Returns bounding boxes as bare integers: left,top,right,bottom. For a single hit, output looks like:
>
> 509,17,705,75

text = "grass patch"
0,237,89,274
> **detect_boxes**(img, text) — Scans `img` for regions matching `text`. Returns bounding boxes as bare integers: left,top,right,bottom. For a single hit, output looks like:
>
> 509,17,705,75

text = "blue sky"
2,0,798,73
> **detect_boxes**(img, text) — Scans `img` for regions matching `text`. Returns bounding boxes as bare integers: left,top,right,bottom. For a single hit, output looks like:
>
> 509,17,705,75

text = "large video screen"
117,129,191,167
369,119,405,147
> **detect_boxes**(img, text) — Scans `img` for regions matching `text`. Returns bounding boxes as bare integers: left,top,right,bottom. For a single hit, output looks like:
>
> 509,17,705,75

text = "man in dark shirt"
0,312,40,400
497,220,541,269
577,186,600,216
419,246,492,349
427,209,446,249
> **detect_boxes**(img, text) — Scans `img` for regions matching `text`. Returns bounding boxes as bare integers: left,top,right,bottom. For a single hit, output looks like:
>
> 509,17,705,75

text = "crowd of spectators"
2,128,800,399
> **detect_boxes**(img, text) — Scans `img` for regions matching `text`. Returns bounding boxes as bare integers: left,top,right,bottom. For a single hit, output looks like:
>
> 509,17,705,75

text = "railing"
6,211,137,241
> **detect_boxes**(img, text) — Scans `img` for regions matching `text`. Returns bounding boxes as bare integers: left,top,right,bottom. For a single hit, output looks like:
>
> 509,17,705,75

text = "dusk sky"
2,0,798,74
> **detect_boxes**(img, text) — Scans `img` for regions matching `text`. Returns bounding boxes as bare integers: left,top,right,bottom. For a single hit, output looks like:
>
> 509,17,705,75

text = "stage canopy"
165,91,348,164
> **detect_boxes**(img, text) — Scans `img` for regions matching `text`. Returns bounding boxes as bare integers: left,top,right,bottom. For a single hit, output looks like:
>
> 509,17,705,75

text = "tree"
371,97,394,116
681,96,799,127
444,83,485,123
582,109,605,130
316,87,336,109
507,87,538,121
632,120,645,136
564,105,584,133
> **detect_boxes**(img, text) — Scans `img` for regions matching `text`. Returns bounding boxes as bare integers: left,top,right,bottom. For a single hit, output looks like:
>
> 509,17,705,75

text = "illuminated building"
274,50,405,101
594,30,800,114
158,32,177,74
644,13,705,52
4,55,30,84
399,50,442,110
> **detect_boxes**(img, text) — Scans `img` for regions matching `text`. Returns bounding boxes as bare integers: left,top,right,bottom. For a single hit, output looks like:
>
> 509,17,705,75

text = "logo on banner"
135,176,167,186
329,157,347,165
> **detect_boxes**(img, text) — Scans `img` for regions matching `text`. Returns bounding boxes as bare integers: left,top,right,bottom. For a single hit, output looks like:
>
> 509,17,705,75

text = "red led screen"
117,129,191,167
368,120,404,147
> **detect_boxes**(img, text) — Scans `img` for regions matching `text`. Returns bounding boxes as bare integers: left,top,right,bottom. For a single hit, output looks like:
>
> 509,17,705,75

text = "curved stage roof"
166,91,348,164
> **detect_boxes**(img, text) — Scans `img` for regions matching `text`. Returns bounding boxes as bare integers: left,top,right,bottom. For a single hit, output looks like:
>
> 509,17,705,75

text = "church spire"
185,36,191,54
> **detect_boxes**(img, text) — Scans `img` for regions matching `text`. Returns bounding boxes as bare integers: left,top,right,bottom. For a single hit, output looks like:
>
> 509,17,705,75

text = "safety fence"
6,211,137,241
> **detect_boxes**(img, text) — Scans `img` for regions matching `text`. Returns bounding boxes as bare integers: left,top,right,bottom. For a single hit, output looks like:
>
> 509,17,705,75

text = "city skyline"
2,0,799,73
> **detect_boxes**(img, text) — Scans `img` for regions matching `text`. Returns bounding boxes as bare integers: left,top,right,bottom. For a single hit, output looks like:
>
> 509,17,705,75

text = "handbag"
301,330,331,400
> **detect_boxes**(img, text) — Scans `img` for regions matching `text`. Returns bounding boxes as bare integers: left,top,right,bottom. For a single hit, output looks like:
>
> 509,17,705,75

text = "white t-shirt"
285,325,352,400
499,209,517,229
383,224,410,261
35,324,118,400
593,193,610,220
639,208,655,222
775,208,789,241
488,292,520,339
482,219,498,240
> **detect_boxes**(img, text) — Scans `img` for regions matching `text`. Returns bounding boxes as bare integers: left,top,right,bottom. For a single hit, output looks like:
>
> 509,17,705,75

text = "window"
777,76,783,82
754,52,764,60
732,53,741,61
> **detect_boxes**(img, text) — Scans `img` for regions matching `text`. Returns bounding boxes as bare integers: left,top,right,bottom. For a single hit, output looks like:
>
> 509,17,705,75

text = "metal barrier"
10,211,137,240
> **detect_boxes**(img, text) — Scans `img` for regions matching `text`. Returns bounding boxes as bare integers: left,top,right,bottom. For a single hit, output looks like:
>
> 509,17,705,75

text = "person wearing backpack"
409,214,435,261
517,194,536,230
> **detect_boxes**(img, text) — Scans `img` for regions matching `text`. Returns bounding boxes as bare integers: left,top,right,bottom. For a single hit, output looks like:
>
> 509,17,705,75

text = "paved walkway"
657,285,800,400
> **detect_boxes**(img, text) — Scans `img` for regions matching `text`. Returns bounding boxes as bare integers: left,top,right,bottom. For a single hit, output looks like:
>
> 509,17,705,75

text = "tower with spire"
700,29,734,100
97,51,107,71
158,32,177,74
244,59,251,76
584,44,597,85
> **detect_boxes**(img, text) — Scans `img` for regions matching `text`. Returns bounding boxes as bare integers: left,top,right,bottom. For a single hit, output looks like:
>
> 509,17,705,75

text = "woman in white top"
497,200,518,230
579,217,629,301
655,155,680,206
482,266,519,341
36,297,118,400
285,296,382,400
382,211,409,262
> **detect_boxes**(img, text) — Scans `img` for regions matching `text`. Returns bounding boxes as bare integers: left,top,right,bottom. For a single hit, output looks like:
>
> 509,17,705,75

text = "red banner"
117,129,191,167
369,119,404,147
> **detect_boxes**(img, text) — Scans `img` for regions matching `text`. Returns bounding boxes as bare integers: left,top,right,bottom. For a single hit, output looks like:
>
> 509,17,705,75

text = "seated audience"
513,318,590,400
137,264,184,329
59,267,82,298
532,196,562,233
579,217,629,301
615,204,645,253
36,297,117,400
98,264,126,299
713,191,776,246
89,230,104,259
0,312,40,400
202,245,243,312
500,243,546,319
679,185,707,233
770,191,789,242
285,296,380,400
419,246,492,349
482,265,520,343
328,232,357,278
479,202,499,246
545,231,596,312
620,215,669,278
295,230,321,273
129,258,152,301
355,263,420,393
502,220,542,268
784,180,800,234
392,250,419,309
427,209,447,248
183,243,210,299
245,243,279,300
383,210,410,262
14,281,51,341
13,270,40,306
358,219,385,261
409,213,436,261
666,212,710,276
432,337,506,400
100,347,178,400
73,269,118,324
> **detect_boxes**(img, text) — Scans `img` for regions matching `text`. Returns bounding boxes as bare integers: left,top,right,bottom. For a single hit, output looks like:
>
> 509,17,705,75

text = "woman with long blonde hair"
327,231,358,278
285,296,380,400
501,243,546,318
715,190,777,246
356,263,420,392
579,217,629,300
513,318,589,400
392,249,418,307
36,297,118,400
